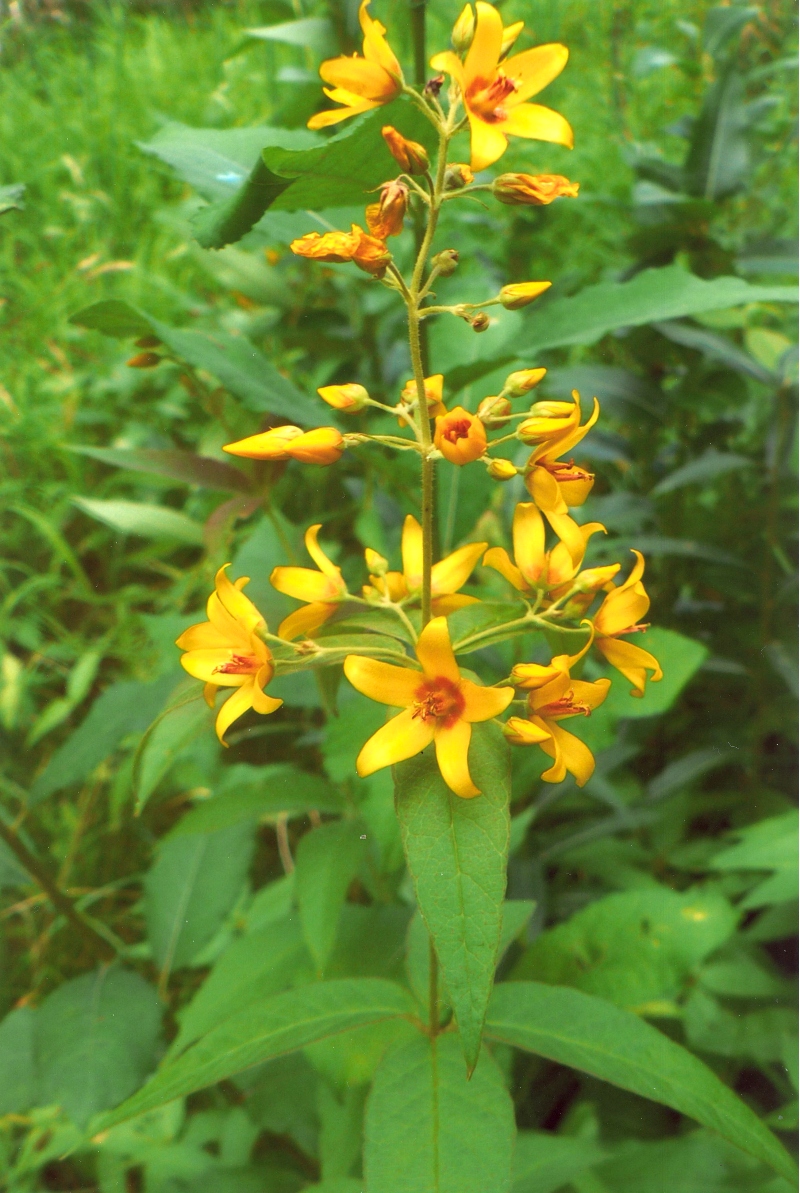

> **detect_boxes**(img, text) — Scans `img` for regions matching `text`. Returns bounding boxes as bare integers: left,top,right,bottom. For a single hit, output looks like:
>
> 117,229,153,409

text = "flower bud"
499,281,551,310
286,427,345,465
517,403,576,444
434,406,487,465
432,248,459,276
451,3,475,52
471,312,491,332
381,126,430,175
134,335,161,348
444,163,474,191
477,395,511,426
317,383,370,412
401,373,445,416
499,20,524,58
492,173,580,206
574,564,621,593
486,457,518,481
223,425,304,460
366,180,408,240
126,351,161,368
503,716,551,746
501,367,547,398
365,547,388,577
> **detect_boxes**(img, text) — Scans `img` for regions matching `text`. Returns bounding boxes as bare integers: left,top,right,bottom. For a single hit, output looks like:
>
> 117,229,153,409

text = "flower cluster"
176,0,662,801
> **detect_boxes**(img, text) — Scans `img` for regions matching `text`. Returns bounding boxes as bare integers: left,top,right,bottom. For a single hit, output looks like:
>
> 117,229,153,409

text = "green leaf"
511,1131,607,1193
594,1129,791,1193
72,497,205,545
650,448,751,497
296,820,368,972
171,764,345,835
600,627,709,722
541,622,594,659
685,66,750,199
363,1033,516,1193
394,721,510,1072
0,1007,37,1113
486,982,797,1182
93,979,414,1130
653,320,773,383
646,747,729,802
0,181,25,214
244,17,336,53
448,601,529,654
703,6,759,58
38,968,162,1126
67,445,251,492
511,885,737,1011
144,821,256,975
170,917,308,1055
67,297,153,337
135,694,214,809
709,812,798,908
684,988,796,1065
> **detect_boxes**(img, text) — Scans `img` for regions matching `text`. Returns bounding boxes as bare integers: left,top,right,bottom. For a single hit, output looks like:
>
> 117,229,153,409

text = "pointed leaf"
512,1131,607,1193
364,1034,515,1193
72,497,205,545
296,820,368,971
394,721,510,1071
67,445,251,492
486,982,797,1183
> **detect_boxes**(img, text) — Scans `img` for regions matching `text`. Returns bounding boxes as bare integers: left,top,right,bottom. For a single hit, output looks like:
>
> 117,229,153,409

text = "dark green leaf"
685,66,750,199
486,982,796,1182
542,622,594,659
67,446,251,492
449,601,529,654
703,6,759,59
295,820,368,971
653,320,774,383
0,1007,37,1113
395,721,510,1071
364,1034,516,1193
135,695,214,809
710,812,798,908
512,1131,607,1193
646,748,728,802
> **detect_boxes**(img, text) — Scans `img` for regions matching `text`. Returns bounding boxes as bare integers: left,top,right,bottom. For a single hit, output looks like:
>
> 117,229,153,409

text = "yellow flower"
290,224,392,278
399,372,446,417
308,0,403,130
492,172,580,205
365,514,487,616
520,390,599,513
483,501,605,595
344,616,514,798
434,405,488,464
223,426,344,466
499,281,551,309
593,551,663,697
317,383,370,412
270,524,349,640
504,643,610,785
176,566,282,745
431,2,572,171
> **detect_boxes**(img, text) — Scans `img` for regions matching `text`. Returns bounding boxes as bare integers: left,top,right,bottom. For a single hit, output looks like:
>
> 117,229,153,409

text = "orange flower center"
535,689,590,718
214,653,260,675
412,676,465,727
468,73,518,123
443,417,473,444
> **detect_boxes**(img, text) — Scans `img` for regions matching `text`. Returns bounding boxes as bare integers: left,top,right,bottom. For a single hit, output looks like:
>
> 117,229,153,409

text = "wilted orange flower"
434,406,488,464
493,173,580,205
223,426,344,466
308,0,403,130
366,180,408,239
382,126,430,174
290,225,391,278
593,551,663,697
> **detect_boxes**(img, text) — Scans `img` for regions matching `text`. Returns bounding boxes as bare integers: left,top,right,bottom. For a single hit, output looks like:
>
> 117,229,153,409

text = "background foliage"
0,0,796,1190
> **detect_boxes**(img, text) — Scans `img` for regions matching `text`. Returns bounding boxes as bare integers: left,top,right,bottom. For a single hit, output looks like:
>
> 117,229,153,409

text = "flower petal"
504,43,569,103
203,682,218,708
567,677,611,712
513,502,546,587
308,98,379,129
319,55,393,100
468,112,508,171
544,510,587,570
359,0,402,77
460,679,515,722
175,620,229,651
277,601,336,641
430,593,481,615
215,565,265,633
415,616,460,683
504,715,551,745
499,102,574,149
529,465,567,513
465,1,503,87
215,683,256,745
429,49,465,86
434,718,479,798
181,649,248,687
547,721,595,786
482,546,526,592
356,706,435,776
401,514,423,591
270,566,340,603
304,524,344,584
251,685,284,715
595,637,663,697
431,541,487,596
343,655,421,707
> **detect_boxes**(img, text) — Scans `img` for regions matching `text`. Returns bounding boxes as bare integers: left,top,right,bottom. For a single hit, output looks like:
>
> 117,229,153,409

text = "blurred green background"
0,0,796,1189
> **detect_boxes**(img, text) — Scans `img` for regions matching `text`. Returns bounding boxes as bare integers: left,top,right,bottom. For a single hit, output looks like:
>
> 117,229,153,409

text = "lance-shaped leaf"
67,445,251,492
394,721,510,1072
486,982,797,1183
72,497,205,545
296,820,368,972
92,978,413,1130
364,1034,515,1193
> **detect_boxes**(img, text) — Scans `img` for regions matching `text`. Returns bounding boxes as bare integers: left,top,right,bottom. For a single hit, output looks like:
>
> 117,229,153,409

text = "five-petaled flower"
483,501,605,596
270,524,349,640
431,1,573,171
504,640,610,785
308,0,403,130
365,514,486,616
519,390,599,514
434,405,488,464
344,616,514,798
176,565,282,745
593,550,663,696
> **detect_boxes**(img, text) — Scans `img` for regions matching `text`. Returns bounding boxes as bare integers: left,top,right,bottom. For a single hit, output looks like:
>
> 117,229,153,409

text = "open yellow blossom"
593,551,663,697
176,566,282,745
270,524,349,640
431,2,572,171
520,390,599,513
483,501,604,595
344,616,514,798
308,0,403,130
434,406,488,464
504,639,610,785
365,514,486,616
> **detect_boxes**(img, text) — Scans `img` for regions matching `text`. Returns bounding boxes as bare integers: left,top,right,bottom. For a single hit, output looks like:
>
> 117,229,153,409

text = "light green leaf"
244,18,336,53
72,497,205,545
144,821,255,976
684,989,796,1065
512,1131,607,1193
511,886,737,1010
364,1033,515,1193
449,601,529,655
0,1007,37,1113
594,1129,792,1193
171,764,344,835
394,721,510,1072
486,982,796,1182
0,181,25,214
38,968,162,1126
135,695,214,809
709,812,798,908
296,820,368,972
600,627,709,722
93,979,414,1130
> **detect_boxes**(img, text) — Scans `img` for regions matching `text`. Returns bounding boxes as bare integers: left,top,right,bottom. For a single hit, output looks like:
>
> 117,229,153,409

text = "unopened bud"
317,383,370,412
499,20,524,58
486,457,518,481
477,395,511,426
451,3,475,52
365,548,389,576
471,313,490,332
126,352,161,368
501,368,547,398
499,281,551,310
574,564,621,593
134,335,161,348
444,162,474,191
492,173,580,206
381,126,429,175
432,249,459,277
